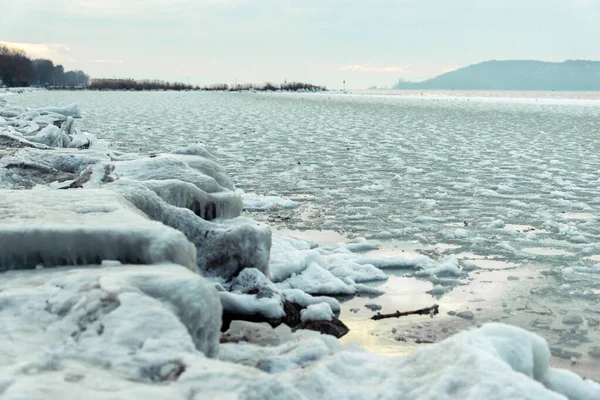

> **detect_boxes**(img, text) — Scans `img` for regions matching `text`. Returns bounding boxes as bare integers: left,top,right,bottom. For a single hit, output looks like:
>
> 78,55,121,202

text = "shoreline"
1,91,599,398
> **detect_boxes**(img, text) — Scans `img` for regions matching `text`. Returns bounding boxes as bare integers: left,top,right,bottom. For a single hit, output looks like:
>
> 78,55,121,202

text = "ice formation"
1,95,599,399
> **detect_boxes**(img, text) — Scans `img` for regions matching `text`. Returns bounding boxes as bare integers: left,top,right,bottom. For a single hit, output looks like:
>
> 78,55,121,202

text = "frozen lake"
12,91,600,262
9,90,600,373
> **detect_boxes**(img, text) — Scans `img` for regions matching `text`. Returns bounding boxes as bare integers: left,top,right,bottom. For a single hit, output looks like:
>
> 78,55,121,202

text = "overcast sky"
1,0,599,89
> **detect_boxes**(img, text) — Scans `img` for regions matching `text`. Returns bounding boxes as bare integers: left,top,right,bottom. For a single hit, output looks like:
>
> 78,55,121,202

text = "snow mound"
300,303,334,322
0,264,223,397
0,189,196,270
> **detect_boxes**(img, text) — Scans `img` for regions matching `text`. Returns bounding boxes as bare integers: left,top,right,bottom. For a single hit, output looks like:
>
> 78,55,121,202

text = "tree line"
89,79,327,92
89,78,194,91
0,44,326,92
202,82,327,91
0,44,89,87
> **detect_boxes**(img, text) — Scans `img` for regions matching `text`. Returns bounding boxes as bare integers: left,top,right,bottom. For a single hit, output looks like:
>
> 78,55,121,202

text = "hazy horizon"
2,0,599,89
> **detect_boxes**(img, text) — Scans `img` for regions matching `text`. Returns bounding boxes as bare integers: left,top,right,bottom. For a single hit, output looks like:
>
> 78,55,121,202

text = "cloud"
73,59,124,64
0,41,71,62
339,64,411,73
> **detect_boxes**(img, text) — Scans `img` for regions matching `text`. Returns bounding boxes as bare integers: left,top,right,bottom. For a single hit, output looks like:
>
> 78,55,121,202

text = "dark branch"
371,304,439,321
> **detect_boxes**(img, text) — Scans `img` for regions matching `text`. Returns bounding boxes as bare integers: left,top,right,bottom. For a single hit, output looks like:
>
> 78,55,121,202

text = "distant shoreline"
355,89,600,100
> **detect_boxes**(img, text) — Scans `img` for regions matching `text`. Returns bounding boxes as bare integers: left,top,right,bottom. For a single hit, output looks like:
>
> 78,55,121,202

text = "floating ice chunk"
241,191,299,211
0,189,196,270
415,255,463,278
427,284,448,295
344,237,379,252
452,228,469,239
488,219,505,229
300,303,334,322
357,254,431,269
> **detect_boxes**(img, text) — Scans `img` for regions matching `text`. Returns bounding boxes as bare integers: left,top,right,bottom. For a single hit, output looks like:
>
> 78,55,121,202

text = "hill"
392,60,600,91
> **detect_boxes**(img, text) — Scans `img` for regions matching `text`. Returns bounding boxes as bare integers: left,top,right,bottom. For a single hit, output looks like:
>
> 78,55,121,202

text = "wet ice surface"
11,90,600,375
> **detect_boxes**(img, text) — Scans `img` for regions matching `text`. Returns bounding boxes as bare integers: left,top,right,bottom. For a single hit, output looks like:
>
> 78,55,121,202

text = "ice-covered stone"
223,320,290,346
28,124,71,148
0,189,196,270
300,303,334,322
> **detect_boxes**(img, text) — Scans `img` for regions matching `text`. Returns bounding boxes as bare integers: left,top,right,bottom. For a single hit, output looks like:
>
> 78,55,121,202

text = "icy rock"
35,102,82,118
297,318,350,338
0,189,196,270
106,180,271,279
0,132,49,150
562,313,584,325
223,321,288,346
0,265,222,372
28,125,71,148
281,288,341,313
300,303,334,322
456,310,475,320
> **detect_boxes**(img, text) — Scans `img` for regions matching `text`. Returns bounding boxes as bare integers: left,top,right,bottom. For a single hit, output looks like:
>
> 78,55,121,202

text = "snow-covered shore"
0,94,599,399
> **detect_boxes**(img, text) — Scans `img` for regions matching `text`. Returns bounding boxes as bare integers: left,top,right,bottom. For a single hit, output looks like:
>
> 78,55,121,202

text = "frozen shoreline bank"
1,94,599,399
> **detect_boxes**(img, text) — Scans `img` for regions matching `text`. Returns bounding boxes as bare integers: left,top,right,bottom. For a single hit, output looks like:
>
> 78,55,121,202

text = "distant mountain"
392,60,600,91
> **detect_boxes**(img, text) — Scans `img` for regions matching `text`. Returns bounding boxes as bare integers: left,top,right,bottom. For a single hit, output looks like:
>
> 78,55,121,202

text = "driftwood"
371,304,439,321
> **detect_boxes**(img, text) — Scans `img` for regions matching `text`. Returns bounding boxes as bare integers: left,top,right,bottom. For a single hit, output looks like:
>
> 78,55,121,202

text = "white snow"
220,292,285,318
300,303,334,322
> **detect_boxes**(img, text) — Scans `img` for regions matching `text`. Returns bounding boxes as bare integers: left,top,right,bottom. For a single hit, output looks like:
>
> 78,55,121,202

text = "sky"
1,0,599,89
